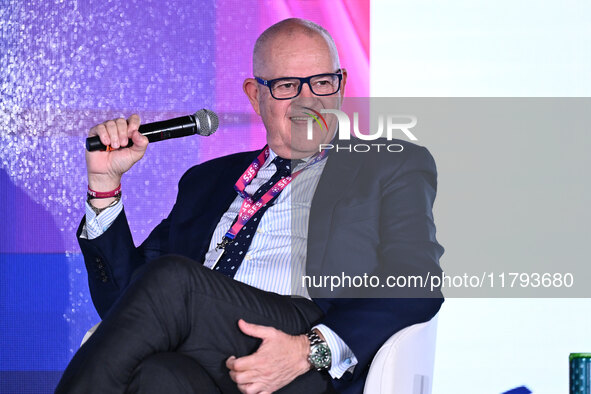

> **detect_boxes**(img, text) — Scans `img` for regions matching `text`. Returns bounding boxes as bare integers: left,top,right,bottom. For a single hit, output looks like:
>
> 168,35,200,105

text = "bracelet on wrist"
87,193,121,216
87,184,121,199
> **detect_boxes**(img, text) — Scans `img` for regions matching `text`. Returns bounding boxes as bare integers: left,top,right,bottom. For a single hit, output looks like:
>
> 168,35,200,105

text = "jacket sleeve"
76,167,199,318
77,151,254,318
77,207,172,318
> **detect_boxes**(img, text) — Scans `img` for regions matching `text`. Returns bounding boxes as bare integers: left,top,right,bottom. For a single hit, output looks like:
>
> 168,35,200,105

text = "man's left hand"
226,319,311,394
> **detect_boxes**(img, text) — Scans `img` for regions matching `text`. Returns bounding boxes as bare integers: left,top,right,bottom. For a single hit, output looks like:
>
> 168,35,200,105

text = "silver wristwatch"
306,330,331,371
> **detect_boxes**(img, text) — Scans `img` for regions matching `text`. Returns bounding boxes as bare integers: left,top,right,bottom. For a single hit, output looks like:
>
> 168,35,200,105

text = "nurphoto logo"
305,108,418,153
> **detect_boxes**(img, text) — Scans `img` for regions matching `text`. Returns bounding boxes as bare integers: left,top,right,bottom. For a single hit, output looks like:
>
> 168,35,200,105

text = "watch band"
306,330,331,371
306,330,324,347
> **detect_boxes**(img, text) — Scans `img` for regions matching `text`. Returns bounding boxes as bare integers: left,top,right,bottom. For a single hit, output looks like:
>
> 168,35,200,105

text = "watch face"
310,343,331,369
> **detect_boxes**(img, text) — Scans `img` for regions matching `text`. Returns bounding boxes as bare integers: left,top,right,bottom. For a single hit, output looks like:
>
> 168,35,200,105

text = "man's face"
244,31,347,159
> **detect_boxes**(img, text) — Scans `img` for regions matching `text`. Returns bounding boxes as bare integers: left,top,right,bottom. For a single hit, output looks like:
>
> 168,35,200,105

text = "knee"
135,352,179,376
149,254,195,272
135,254,199,287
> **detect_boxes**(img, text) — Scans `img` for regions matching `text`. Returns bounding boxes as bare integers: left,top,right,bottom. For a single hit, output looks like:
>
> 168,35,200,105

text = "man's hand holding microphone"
86,114,148,210
84,109,219,211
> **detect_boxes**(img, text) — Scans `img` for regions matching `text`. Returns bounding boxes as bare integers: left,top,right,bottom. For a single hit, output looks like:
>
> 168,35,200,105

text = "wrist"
88,184,121,199
300,334,313,371
88,196,116,209
87,193,121,214
87,183,122,213
87,173,121,192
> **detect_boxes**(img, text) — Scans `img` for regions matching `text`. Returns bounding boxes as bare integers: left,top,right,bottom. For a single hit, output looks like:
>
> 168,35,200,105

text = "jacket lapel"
174,150,261,262
307,149,362,272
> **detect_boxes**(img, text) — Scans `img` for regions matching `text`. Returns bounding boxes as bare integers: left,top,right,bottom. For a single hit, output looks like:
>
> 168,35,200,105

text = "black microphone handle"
85,115,197,152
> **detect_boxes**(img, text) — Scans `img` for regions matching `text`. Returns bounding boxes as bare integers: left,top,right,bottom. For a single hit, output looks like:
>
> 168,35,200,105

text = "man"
57,18,443,393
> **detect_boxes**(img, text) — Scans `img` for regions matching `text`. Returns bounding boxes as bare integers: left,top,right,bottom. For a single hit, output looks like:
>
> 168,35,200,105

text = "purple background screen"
0,0,369,391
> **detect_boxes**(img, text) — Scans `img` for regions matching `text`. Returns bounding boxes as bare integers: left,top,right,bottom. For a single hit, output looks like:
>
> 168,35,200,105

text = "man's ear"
339,68,348,105
243,78,261,116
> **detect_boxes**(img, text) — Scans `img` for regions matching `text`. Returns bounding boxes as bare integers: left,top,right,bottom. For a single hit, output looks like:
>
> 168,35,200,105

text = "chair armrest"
364,317,438,394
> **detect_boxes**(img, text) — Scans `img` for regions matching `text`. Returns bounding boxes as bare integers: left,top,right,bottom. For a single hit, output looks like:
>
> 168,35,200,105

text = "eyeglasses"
255,70,343,100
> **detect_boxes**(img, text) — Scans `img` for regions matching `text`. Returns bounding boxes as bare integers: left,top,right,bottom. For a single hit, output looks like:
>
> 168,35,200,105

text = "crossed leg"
56,255,335,393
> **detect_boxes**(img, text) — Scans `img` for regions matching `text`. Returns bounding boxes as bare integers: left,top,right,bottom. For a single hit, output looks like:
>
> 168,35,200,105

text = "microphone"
85,109,219,151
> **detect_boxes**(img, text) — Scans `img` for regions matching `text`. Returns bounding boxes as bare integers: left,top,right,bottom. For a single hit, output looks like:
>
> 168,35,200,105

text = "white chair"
81,322,100,346
364,317,438,394
81,317,438,394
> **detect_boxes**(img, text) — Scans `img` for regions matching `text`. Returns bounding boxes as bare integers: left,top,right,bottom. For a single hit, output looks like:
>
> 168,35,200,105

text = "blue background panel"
0,253,70,392
0,253,69,371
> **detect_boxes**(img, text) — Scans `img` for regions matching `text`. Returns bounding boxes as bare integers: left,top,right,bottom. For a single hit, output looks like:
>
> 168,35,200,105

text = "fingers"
227,353,258,372
89,114,142,151
238,319,275,339
237,382,266,394
129,129,148,151
226,355,237,370
229,368,259,385
116,118,129,148
104,119,121,149
127,114,140,133
127,114,146,148
90,123,110,148
226,354,258,373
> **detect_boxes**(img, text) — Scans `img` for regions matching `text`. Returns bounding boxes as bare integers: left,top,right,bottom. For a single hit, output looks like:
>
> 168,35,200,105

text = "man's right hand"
86,114,149,208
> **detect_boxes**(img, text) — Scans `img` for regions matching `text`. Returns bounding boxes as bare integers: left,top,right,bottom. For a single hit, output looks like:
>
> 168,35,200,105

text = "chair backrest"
364,317,438,394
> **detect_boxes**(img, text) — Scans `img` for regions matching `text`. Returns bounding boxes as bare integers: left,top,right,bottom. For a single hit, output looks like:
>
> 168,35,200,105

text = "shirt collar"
262,147,279,169
263,146,320,171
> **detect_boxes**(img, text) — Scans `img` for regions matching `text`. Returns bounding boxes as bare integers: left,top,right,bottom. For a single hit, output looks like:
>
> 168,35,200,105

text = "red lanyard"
217,145,327,250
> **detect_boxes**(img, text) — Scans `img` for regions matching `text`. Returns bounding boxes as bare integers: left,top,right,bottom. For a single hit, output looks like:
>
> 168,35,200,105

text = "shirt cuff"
83,199,123,240
313,324,358,379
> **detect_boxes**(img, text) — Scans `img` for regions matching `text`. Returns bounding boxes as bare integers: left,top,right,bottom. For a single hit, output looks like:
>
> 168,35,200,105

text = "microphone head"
194,109,219,136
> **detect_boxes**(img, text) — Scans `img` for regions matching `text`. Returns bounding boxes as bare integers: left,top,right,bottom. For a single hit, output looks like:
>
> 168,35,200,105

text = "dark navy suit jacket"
77,138,444,393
